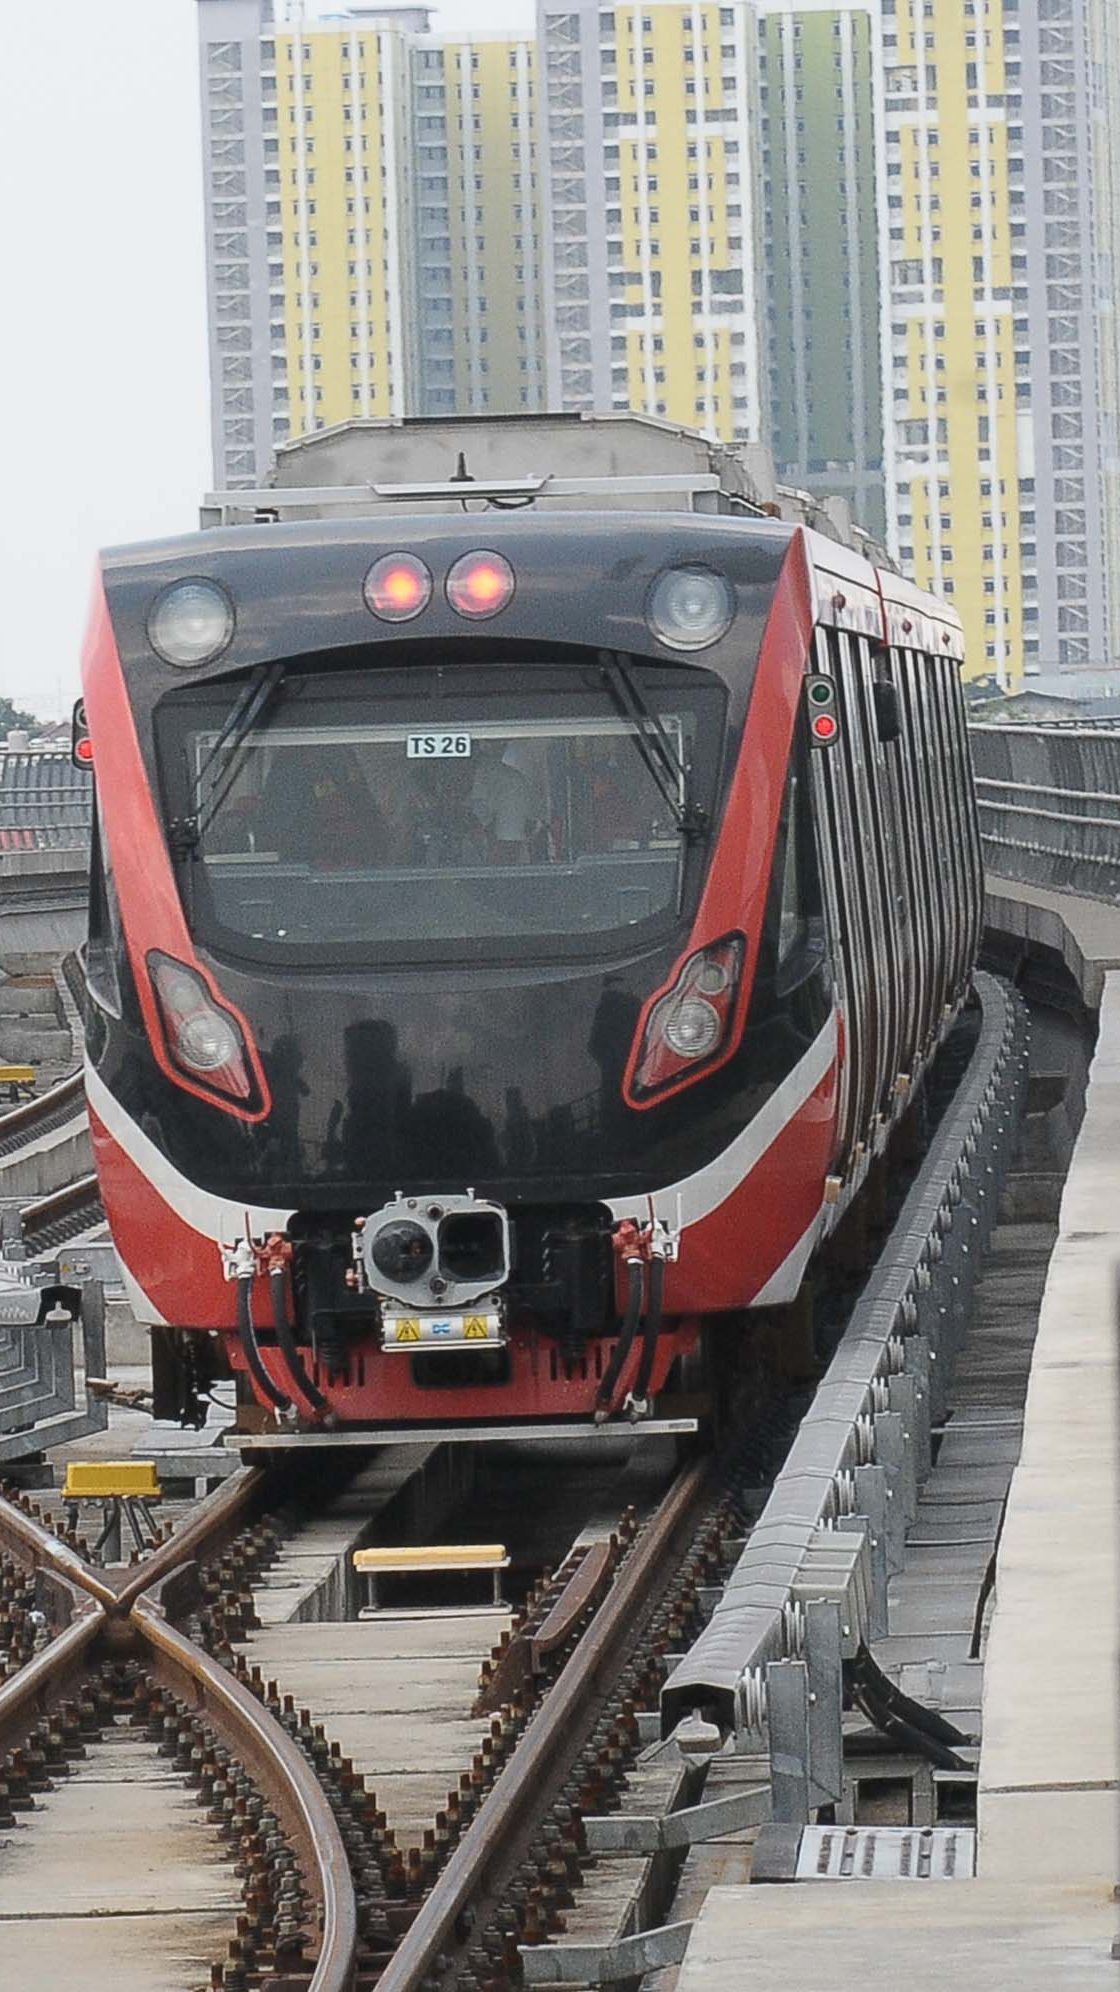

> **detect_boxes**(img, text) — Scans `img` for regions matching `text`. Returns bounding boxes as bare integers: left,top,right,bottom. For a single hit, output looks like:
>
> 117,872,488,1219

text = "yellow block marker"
63,1461,162,1500
354,1542,510,1609
354,1544,508,1573
0,1066,35,1087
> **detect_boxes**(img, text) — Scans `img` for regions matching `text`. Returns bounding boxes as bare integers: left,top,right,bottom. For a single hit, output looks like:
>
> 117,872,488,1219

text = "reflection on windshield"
189,711,697,948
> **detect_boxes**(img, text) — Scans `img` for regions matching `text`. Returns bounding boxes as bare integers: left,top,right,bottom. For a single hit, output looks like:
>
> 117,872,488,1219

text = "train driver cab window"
157,659,725,963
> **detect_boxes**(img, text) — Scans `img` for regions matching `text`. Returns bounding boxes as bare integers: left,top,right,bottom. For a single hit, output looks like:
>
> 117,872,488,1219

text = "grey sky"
0,0,528,722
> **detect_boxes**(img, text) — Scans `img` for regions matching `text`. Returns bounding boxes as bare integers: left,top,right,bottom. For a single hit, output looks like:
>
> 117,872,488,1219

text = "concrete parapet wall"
0,1123,92,1202
978,973,1120,1893
985,876,1120,1010
0,849,88,879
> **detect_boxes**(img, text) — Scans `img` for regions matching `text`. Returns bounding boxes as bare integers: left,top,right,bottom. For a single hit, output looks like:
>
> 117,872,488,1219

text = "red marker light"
364,553,432,623
74,735,95,767
811,712,838,743
446,550,515,621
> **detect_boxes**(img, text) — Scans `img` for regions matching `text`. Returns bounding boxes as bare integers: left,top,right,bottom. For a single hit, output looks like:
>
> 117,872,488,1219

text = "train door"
948,663,984,975
808,626,883,1182
894,647,943,1054
883,646,933,1078
865,643,921,1100
938,653,984,993
846,632,909,1122
926,658,971,1003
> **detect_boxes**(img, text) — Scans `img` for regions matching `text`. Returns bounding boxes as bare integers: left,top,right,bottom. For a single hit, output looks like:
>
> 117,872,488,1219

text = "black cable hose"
631,1250,665,1405
270,1267,329,1414
594,1256,645,1418
846,1645,971,1769
236,1274,290,1412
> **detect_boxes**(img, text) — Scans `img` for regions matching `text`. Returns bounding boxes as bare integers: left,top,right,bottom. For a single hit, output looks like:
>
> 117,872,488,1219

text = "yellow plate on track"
63,1461,162,1499
354,1543,509,1574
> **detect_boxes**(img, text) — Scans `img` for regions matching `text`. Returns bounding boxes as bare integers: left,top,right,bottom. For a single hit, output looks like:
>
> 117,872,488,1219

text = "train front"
80,511,838,1434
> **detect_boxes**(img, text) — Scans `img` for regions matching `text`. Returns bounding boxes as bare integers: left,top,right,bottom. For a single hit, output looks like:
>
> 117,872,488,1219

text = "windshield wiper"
169,660,286,859
598,650,708,843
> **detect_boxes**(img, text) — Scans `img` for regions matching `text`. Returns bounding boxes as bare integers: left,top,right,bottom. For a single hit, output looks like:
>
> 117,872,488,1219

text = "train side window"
86,799,123,1017
809,626,880,1167
900,657,944,1027
776,746,823,986
947,662,983,963
929,659,967,990
898,650,938,1052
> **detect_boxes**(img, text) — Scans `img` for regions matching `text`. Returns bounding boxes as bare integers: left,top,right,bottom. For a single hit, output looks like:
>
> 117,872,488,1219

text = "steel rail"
376,1456,712,1992
20,1171,102,1231
0,1489,120,1610
0,1597,106,1747
0,1465,356,1989
132,1597,358,1992
113,1462,265,1611
0,1070,84,1157
0,1468,266,1617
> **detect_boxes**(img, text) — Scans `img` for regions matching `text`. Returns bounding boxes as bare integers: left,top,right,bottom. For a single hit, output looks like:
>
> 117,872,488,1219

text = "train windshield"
158,658,724,962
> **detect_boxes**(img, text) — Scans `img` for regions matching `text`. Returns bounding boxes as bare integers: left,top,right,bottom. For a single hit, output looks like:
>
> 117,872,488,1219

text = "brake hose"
236,1273,290,1413
630,1250,665,1407
594,1253,645,1421
270,1265,329,1415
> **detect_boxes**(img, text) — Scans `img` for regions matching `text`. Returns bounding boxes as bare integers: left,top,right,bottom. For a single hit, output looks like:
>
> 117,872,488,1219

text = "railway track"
0,970,1047,1990
0,1069,84,1161
18,1170,105,1253
0,1068,103,1251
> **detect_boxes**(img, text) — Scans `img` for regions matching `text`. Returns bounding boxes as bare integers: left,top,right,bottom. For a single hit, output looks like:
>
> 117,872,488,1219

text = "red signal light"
446,550,515,621
364,553,432,623
811,712,838,743
74,735,95,766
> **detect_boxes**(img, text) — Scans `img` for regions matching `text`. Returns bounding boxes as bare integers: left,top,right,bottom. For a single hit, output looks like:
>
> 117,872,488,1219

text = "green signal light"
809,680,833,704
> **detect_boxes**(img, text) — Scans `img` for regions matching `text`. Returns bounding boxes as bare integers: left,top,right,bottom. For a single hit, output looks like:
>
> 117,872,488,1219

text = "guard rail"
970,724,1120,901
1,734,1117,907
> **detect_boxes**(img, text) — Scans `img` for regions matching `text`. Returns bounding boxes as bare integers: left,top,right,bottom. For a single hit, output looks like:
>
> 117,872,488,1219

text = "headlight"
663,996,722,1058
176,1010,243,1073
148,580,235,667
648,566,734,651
628,934,745,1102
149,952,252,1101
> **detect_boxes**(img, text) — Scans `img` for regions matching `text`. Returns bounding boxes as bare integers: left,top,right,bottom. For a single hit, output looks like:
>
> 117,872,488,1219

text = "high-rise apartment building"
1016,0,1120,677
756,0,886,537
197,0,1120,686
882,0,1029,688
538,0,765,445
196,0,545,485
410,32,545,417
882,0,1120,686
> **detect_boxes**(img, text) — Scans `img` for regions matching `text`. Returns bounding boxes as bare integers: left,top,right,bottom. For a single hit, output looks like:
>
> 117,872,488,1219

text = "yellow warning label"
464,1316,491,1340
394,1319,421,1343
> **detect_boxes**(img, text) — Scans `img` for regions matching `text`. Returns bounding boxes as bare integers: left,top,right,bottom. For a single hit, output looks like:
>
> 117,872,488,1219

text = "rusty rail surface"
377,1456,712,1992
19,1170,103,1247
1,1453,714,1992
0,1600,106,1746
0,1474,358,1992
0,1070,84,1159
134,1598,358,1992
